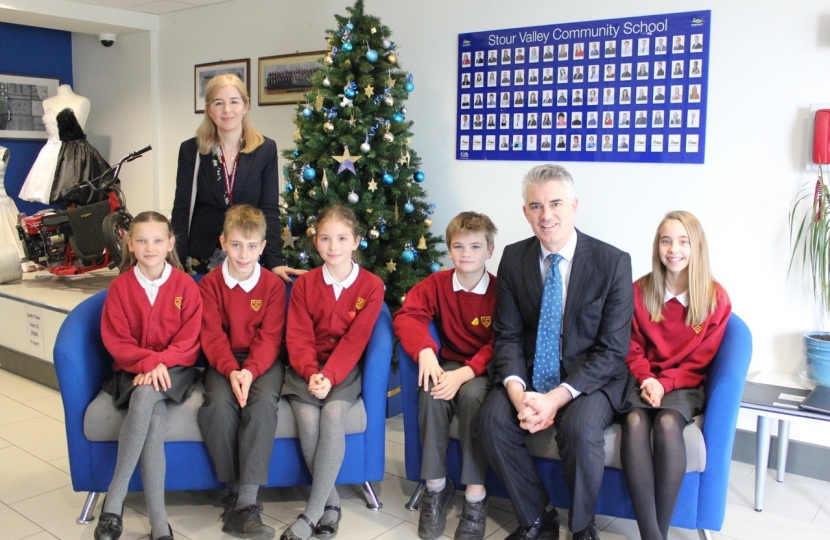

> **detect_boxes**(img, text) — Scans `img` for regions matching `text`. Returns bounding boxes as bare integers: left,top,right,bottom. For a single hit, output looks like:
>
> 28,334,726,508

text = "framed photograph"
194,59,250,113
258,51,324,106
0,73,60,139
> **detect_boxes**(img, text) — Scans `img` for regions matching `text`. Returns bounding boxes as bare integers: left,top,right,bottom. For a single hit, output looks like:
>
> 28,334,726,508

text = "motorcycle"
16,146,150,275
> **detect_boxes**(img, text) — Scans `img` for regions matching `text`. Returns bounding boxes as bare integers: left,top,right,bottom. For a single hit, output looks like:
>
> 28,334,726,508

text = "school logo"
471,317,480,326
251,300,262,312
348,311,357,319
356,297,366,310
693,324,703,334
174,297,182,309
481,316,492,328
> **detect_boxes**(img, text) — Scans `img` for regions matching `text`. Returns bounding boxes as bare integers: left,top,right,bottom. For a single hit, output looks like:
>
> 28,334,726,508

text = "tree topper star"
332,145,362,175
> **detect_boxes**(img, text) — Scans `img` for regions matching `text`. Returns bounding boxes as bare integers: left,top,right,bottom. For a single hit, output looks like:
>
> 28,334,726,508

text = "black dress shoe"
314,505,341,538
223,504,276,540
571,522,598,540
94,512,123,540
418,478,455,540
152,523,175,540
454,496,488,540
279,514,314,540
504,509,559,540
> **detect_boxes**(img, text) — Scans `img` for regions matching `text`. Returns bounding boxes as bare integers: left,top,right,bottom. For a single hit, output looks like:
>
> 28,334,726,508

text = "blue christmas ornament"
401,250,415,263
285,182,295,192
414,171,425,183
302,107,313,118
291,150,299,158
344,88,356,99
393,113,404,123
404,81,415,92
359,239,368,250
298,251,309,263
302,167,316,180
342,42,353,52
366,49,379,62
345,22,354,31
430,262,441,273
404,202,415,213
382,173,394,184
380,226,387,233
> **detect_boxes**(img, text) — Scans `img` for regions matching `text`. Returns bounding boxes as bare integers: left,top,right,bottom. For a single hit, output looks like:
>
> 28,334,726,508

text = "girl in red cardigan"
622,211,731,540
95,212,202,540
280,206,384,540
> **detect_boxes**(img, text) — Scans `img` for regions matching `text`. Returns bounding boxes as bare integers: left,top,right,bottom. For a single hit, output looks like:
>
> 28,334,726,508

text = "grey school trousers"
419,361,492,485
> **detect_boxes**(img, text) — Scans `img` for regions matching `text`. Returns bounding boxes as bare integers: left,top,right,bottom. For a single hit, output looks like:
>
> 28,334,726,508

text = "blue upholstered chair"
53,285,393,524
399,313,752,540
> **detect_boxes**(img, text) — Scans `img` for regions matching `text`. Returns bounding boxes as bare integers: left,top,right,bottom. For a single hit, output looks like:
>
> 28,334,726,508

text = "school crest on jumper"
356,297,366,310
481,316,492,328
251,300,263,312
693,324,702,334
174,297,182,309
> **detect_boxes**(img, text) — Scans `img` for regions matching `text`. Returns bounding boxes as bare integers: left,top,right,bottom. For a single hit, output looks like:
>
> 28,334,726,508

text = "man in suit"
478,165,634,540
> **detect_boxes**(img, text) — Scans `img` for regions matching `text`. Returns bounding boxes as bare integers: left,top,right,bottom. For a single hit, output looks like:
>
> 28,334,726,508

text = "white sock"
426,478,446,493
466,490,486,503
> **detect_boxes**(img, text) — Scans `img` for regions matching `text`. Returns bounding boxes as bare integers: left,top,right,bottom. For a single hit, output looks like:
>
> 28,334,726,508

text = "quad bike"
16,146,150,275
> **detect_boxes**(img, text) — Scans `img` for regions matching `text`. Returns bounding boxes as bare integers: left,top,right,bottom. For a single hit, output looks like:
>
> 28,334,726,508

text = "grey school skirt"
281,364,361,406
103,365,199,409
626,385,705,423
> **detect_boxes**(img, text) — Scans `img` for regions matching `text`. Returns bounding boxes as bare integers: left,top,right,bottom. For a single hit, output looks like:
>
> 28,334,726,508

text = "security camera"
99,33,117,47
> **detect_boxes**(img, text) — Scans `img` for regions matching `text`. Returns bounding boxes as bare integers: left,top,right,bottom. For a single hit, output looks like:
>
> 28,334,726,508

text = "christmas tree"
280,0,445,311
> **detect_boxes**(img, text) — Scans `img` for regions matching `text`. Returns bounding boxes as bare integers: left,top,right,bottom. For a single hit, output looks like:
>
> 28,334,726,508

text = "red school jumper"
626,280,732,393
198,267,287,380
393,270,496,377
286,266,384,385
101,267,202,373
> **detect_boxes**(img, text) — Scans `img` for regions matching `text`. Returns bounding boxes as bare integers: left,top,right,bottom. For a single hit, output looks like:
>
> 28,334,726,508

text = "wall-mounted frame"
194,58,250,113
258,51,325,106
0,73,60,140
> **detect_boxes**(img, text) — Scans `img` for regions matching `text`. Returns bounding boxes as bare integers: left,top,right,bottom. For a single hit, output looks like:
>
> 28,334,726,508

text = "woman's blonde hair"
639,210,718,326
119,211,184,274
196,74,264,155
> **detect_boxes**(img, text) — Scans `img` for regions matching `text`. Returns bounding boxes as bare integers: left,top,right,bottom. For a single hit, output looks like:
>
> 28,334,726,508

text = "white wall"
74,0,830,443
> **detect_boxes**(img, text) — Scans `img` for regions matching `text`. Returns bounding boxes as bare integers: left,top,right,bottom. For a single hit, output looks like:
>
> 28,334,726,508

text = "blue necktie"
533,253,563,393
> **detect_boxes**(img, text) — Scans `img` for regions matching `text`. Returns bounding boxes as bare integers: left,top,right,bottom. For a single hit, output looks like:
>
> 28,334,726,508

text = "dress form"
0,147,25,258
43,85,90,130
19,109,61,204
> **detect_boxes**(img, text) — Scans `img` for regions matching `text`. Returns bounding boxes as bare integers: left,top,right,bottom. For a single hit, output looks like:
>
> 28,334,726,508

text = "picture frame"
194,59,250,113
0,73,60,140
258,51,325,106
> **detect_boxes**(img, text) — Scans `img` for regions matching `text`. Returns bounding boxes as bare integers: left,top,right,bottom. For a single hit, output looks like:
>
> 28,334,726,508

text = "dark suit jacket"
492,231,634,410
171,136,284,269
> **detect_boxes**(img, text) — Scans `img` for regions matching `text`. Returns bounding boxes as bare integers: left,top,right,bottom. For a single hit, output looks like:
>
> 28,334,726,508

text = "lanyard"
219,149,239,206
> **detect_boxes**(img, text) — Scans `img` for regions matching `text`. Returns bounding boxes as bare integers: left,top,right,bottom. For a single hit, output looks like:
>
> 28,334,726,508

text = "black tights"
621,407,687,540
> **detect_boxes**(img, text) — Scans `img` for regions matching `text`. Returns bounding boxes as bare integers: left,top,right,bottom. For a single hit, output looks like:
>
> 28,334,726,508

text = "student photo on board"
500,113,509,127
672,35,685,52
474,72,484,88
487,114,496,128
587,111,598,127
689,84,701,103
653,86,666,103
570,134,581,150
690,60,702,78
573,66,585,81
588,65,599,81
655,37,667,53
638,37,650,55
603,111,614,126
501,92,510,106
557,89,568,104
691,34,704,51
620,87,632,104
461,73,471,87
473,93,483,108
501,70,511,85
515,47,525,63
513,113,524,129
574,43,585,59
488,50,498,65
589,41,600,57
672,60,684,78
688,109,700,127
542,67,553,83
621,63,633,80
514,91,524,106
529,46,540,62
541,134,552,149
461,114,469,129
554,112,565,127
669,110,682,126
528,91,539,106
652,110,664,127
671,85,683,103
527,134,537,151
556,135,566,149
605,40,617,56
527,112,538,127
572,89,583,104
542,90,553,105
558,43,569,58
487,93,497,107
619,111,631,126
621,39,633,57
461,94,470,108
571,111,583,127
473,114,483,128
604,64,615,81
514,70,525,85
528,68,539,84
637,62,649,79
602,134,613,151
636,87,648,103
543,45,554,61
488,72,497,87
462,53,471,67
542,112,553,127
558,67,568,83
587,88,598,105
587,135,597,150
500,135,509,149
603,87,615,105
475,51,484,65
502,48,511,64
635,110,648,126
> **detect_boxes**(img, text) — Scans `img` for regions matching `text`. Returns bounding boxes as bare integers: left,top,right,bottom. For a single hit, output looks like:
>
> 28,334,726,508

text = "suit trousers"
419,362,492,485
478,384,614,532
197,362,283,485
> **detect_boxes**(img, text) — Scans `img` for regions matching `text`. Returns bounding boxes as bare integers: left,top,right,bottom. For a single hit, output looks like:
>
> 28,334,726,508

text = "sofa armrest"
697,313,752,529
361,303,394,480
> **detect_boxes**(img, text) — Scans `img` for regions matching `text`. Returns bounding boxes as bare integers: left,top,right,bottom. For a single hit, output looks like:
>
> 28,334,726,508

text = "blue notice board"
456,11,710,163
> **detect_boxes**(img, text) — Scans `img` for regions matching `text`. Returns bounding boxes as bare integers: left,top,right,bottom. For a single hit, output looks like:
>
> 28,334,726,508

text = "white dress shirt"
134,262,172,306
221,258,262,292
452,269,490,294
322,261,360,300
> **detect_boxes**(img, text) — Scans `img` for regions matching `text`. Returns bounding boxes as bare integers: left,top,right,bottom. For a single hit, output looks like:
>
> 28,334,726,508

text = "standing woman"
172,74,303,282
622,211,731,540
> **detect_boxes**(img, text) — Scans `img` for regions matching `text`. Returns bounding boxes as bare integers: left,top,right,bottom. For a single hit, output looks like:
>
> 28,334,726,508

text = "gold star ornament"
364,84,375,97
386,260,397,272
367,179,378,192
282,227,298,250
371,27,377,34
293,128,301,141
332,146,362,175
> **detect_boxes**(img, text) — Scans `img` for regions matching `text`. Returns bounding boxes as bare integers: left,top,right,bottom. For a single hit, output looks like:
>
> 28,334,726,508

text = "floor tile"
0,500,44,540
385,440,407,478
0,446,70,505
48,456,72,475
0,394,44,427
0,370,58,402
355,475,422,525
371,519,452,539
0,416,68,461
315,496,405,539
0,436,11,449
719,501,830,539
813,494,830,528
599,516,704,540
18,532,59,539
727,467,829,521
11,485,150,539
385,413,405,445
25,394,65,423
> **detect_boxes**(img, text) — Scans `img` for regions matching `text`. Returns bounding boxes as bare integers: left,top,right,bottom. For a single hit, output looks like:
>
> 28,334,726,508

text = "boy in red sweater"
197,205,286,540
393,212,498,540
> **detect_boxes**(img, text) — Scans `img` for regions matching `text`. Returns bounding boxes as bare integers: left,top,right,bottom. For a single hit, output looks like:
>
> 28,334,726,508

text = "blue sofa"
399,313,752,539
53,285,393,524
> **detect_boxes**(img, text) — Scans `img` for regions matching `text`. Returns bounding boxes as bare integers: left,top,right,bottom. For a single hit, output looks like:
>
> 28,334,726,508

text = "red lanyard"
220,150,239,206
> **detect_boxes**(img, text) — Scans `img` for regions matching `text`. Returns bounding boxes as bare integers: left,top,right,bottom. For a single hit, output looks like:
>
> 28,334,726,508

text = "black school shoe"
223,504,276,540
454,496,488,540
152,523,175,540
94,512,123,540
571,521,598,540
504,508,559,540
314,505,342,538
220,492,239,523
418,478,456,540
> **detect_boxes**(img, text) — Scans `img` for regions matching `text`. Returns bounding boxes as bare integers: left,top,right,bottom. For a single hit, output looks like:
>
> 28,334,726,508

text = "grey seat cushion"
84,382,367,442
448,414,706,473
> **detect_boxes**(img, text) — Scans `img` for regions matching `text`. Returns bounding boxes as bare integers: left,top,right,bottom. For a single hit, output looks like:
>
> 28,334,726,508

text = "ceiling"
71,0,231,15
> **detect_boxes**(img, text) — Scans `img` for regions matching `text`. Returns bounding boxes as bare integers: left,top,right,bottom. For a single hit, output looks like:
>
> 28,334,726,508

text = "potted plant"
789,164,830,385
